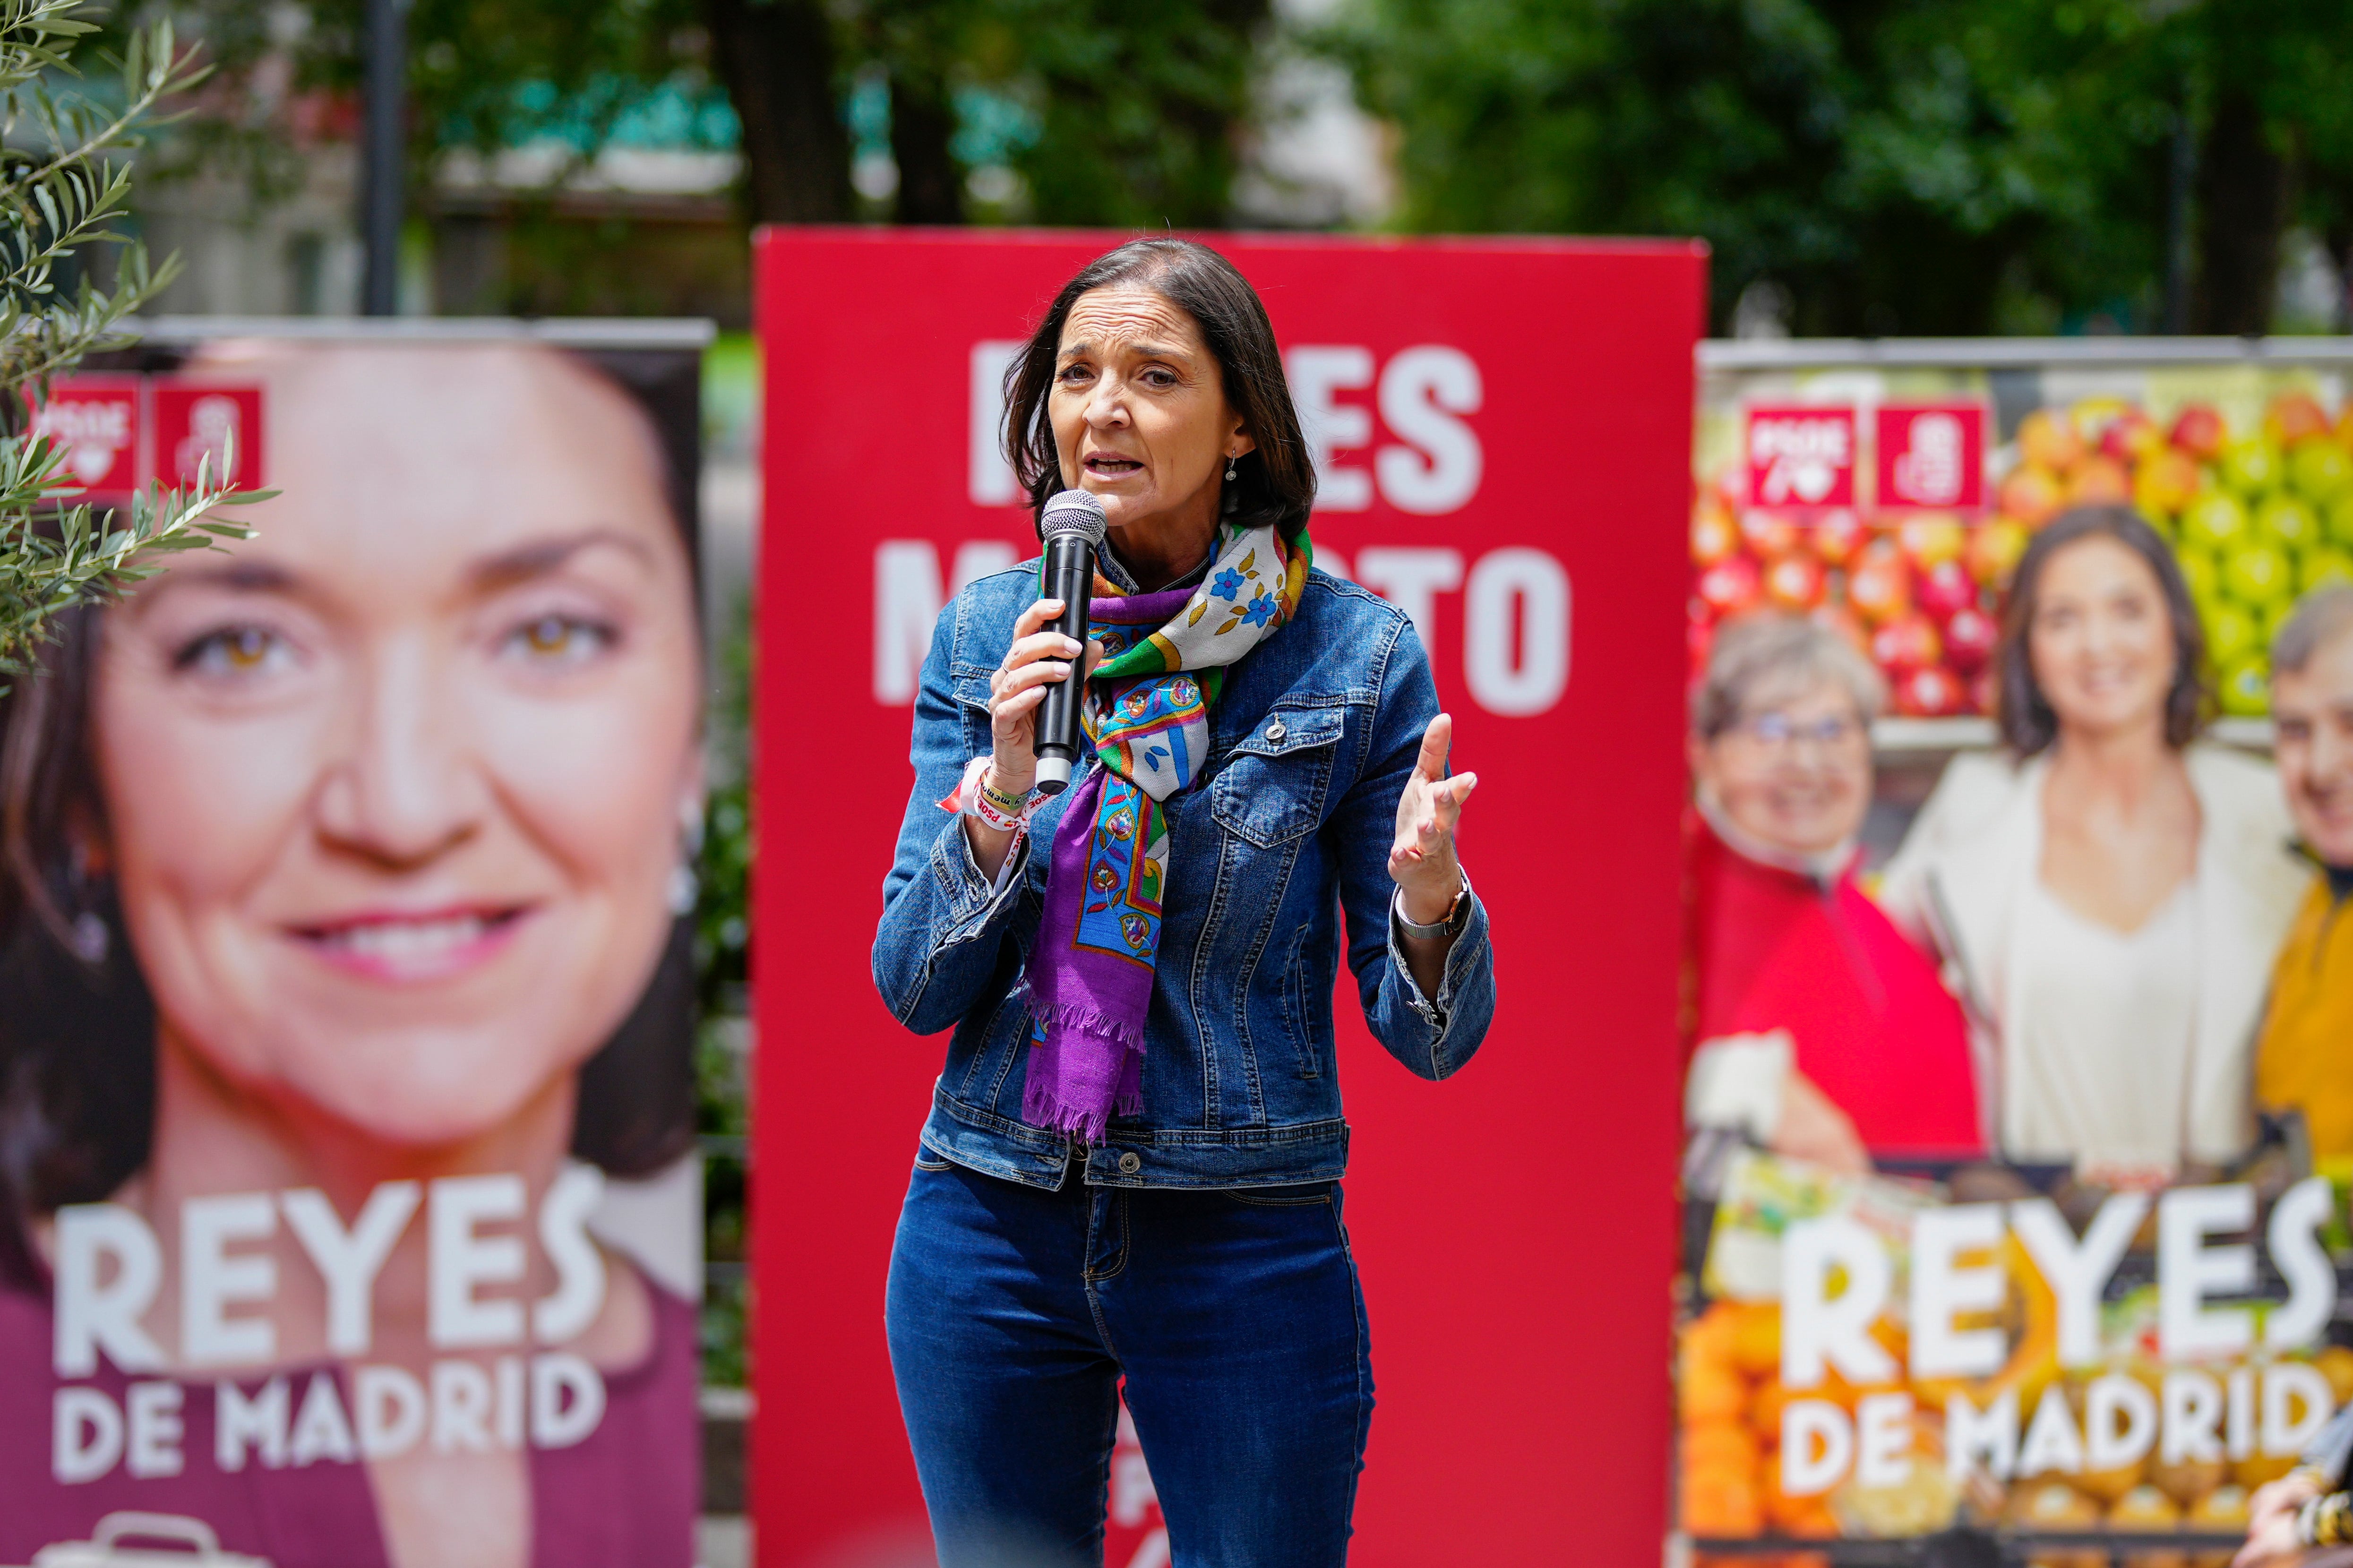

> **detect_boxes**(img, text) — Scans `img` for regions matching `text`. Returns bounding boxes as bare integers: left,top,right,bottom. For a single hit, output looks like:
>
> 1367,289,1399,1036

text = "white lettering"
497,1355,527,1448
1781,1215,1896,1390
2161,1370,2225,1465
182,1192,277,1367
532,1353,608,1449
282,1182,420,1358
1912,1204,2008,1378
2229,1366,2257,1459
533,1165,607,1345
2085,1374,2158,1471
429,1175,528,1349
1376,347,1483,514
873,540,1022,703
52,1203,164,1376
1462,548,1570,717
875,541,946,706
1946,1388,2018,1480
354,1365,428,1459
2158,1185,2254,1360
2018,1384,2086,1476
126,1379,184,1478
1781,1400,1853,1496
2263,1362,2334,1456
216,1377,290,1472
2012,1194,2147,1369
2267,1176,2336,1350
1286,346,1375,512
289,1371,357,1466
969,341,1023,505
432,1360,497,1454
52,1387,122,1484
1856,1391,1914,1486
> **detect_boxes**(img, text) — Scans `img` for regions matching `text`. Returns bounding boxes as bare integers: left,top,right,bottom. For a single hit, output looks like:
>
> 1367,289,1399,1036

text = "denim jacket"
873,561,1497,1190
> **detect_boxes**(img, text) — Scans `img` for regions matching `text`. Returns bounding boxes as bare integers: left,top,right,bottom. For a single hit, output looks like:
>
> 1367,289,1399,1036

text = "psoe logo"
1746,407,1855,508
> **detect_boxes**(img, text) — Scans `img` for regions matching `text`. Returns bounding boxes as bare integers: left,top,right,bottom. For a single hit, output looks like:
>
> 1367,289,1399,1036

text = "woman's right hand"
1771,1071,1871,1177
985,598,1086,799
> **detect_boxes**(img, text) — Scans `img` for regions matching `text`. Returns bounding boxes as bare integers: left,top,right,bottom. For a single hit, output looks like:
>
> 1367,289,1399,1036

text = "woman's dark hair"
0,342,701,1289
1994,504,2210,756
1002,238,1316,540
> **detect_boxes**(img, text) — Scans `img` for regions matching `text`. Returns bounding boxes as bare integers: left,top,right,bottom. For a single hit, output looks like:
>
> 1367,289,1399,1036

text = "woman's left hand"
1390,712,1476,925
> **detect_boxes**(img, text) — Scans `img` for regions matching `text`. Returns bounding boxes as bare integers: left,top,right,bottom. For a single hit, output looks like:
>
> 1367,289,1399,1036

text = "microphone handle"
1032,534,1095,795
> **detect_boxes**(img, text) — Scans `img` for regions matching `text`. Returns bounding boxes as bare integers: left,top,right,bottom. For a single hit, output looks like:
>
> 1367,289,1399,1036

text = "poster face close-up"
1678,344,2353,1559
0,328,709,1568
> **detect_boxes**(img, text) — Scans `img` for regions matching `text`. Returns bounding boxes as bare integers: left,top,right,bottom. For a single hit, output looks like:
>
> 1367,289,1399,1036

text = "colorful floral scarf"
1022,515,1313,1142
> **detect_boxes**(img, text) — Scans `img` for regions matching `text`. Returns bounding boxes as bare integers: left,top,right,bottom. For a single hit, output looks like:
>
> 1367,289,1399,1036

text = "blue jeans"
885,1156,1374,1567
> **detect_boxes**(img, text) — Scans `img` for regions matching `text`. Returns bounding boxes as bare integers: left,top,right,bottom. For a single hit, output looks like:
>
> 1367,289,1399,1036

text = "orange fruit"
1683,1360,1750,1425
1728,1302,1784,1380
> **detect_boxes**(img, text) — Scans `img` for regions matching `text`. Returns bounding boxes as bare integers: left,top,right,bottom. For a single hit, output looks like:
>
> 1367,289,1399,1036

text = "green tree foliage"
1323,0,2353,334
154,0,1270,231
0,0,253,676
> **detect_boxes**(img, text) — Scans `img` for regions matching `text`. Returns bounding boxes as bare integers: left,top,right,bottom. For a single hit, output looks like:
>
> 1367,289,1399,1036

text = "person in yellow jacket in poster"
2255,584,2353,1166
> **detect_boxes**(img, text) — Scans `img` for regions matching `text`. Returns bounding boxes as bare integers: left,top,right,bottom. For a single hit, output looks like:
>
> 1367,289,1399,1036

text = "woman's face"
1695,679,1872,857
2026,534,2177,742
92,343,701,1148
1049,285,1253,546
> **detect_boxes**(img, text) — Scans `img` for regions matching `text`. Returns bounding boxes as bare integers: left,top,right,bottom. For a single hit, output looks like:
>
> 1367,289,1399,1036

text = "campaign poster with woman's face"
0,333,706,1568
1675,352,2353,1556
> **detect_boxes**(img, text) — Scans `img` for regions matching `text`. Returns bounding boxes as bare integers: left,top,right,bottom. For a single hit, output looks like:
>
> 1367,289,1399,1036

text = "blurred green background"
110,0,2353,337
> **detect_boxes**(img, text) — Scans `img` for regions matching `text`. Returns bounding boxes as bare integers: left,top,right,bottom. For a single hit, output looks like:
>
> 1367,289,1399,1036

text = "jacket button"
1117,1151,1142,1174
1264,719,1286,742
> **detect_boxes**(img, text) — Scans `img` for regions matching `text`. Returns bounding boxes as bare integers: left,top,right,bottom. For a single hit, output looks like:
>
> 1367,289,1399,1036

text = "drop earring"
1225,454,1238,481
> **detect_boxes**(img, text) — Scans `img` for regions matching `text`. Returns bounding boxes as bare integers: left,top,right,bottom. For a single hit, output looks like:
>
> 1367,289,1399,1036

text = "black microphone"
1033,489,1107,795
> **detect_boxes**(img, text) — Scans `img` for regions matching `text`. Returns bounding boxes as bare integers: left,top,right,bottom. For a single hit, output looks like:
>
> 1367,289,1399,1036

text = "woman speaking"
873,238,1497,1563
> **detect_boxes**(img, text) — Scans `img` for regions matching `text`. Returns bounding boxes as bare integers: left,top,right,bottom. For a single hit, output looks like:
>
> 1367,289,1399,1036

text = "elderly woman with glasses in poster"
1684,613,1983,1171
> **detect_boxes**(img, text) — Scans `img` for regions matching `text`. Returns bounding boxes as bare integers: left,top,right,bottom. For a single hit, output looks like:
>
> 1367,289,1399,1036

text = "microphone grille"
1039,489,1108,545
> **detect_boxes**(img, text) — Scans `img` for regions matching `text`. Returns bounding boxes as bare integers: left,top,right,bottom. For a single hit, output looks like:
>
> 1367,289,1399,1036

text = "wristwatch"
1396,872,1473,940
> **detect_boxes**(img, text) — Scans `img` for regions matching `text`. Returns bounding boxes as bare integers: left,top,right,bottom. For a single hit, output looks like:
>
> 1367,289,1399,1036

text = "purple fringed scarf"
1015,520,1311,1141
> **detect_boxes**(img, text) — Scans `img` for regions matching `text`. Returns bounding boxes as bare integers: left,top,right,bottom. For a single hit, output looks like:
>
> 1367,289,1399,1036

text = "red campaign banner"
1747,404,1856,509
27,376,141,500
1876,403,1985,511
752,228,1705,1565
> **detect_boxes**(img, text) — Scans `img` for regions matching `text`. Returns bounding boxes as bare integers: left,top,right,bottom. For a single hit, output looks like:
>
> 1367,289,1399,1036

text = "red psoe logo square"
153,381,265,490
1876,403,1984,511
28,376,141,499
1745,405,1855,508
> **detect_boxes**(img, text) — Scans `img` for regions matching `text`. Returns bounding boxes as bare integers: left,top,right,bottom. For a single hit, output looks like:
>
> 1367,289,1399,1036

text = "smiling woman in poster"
1879,505,2310,1176
873,238,1497,1566
0,340,705,1568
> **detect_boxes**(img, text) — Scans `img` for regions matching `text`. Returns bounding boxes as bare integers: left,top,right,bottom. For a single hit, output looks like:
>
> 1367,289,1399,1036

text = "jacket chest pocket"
1210,705,1347,848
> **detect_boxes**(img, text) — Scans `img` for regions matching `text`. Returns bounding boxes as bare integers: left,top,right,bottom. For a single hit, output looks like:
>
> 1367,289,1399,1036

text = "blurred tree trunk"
892,73,964,224
2192,92,2289,334
706,0,853,223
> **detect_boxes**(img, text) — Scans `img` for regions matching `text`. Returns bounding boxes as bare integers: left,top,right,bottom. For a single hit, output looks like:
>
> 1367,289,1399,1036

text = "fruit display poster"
756,228,1705,1567
1679,348,2353,1556
0,327,709,1568
1692,357,2353,718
